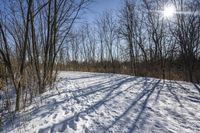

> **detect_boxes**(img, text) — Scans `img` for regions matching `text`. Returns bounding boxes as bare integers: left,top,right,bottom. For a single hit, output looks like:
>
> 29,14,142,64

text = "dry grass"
58,61,200,83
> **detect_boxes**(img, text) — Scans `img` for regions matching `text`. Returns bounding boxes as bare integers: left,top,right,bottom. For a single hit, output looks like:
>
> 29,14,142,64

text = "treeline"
58,0,200,83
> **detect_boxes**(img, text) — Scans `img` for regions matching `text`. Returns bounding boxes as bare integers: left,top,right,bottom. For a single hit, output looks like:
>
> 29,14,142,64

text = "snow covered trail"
3,71,200,133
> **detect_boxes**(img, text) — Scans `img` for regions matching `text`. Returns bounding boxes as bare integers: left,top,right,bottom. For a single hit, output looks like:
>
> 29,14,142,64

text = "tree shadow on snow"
104,79,162,132
7,74,144,132
38,76,143,132
165,81,200,122
193,83,200,94
37,78,163,133
58,73,113,81
7,75,200,133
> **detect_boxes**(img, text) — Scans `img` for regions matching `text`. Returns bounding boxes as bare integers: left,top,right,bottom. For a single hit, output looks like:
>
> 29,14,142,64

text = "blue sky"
0,0,122,25
82,0,122,23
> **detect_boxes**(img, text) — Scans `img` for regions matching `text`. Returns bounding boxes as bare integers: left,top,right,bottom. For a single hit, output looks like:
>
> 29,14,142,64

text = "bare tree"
172,0,200,82
142,0,169,79
119,0,148,75
97,11,117,72
0,0,91,111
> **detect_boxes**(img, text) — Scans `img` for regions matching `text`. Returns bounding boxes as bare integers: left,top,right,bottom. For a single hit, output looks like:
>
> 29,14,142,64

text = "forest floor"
2,71,200,133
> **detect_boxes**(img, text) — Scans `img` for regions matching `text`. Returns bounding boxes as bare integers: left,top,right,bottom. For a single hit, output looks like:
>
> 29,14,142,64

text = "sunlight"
163,5,176,19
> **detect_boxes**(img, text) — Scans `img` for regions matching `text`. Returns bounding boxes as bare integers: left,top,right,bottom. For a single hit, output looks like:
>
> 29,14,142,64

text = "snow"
2,71,200,133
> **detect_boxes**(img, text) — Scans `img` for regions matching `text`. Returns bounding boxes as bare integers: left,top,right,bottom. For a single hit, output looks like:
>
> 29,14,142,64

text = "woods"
0,0,200,130
62,0,200,82
0,0,90,125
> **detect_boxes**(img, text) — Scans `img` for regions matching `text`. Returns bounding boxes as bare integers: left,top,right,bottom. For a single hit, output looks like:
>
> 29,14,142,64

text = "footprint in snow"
52,98,57,103
65,110,69,115
76,98,81,104
62,106,68,111
65,94,69,98
79,112,88,120
100,113,104,116
68,119,77,130
44,120,48,124
51,122,67,132
53,114,57,119
38,126,51,133
85,127,90,133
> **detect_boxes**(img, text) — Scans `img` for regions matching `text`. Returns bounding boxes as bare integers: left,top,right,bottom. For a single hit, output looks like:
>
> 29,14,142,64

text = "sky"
0,0,122,25
82,0,122,23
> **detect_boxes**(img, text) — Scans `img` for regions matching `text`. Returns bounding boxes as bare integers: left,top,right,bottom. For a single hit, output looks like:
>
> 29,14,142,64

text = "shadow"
173,81,200,104
44,76,140,107
173,81,190,93
35,76,143,132
6,74,143,132
58,73,113,81
154,80,165,102
44,76,116,100
166,81,183,106
128,80,161,132
104,79,156,131
5,73,199,133
165,81,200,123
193,83,200,94
44,73,117,100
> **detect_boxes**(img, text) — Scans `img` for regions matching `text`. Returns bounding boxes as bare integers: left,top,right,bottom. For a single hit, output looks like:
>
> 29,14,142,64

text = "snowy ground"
2,71,200,133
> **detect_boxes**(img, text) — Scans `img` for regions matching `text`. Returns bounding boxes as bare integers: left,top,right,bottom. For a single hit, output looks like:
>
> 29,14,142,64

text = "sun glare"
163,5,176,19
